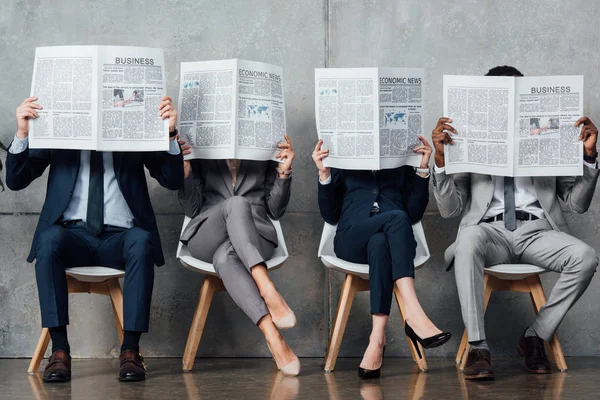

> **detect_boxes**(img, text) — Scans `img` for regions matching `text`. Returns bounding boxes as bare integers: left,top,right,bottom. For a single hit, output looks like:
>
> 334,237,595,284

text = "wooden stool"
28,266,125,374
455,264,568,372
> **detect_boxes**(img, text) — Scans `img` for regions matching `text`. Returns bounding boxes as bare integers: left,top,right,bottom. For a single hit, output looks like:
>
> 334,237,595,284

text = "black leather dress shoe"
119,350,147,382
43,350,71,383
463,348,494,380
518,330,552,374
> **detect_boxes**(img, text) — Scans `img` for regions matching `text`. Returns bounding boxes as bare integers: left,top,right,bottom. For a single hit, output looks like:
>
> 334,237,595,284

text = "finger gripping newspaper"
30,46,169,151
443,75,584,176
178,59,286,160
315,67,424,170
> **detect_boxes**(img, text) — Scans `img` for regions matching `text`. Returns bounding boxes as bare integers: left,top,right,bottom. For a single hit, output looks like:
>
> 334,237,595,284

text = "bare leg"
395,277,442,339
251,264,294,323
258,314,298,367
359,314,387,370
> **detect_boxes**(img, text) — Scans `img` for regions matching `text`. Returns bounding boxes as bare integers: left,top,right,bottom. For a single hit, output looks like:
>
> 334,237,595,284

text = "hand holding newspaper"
314,67,425,170
177,59,286,161
29,46,170,151
442,75,584,176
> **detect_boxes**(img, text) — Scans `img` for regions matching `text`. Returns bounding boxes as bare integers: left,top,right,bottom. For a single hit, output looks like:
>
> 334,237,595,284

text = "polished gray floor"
1,357,597,399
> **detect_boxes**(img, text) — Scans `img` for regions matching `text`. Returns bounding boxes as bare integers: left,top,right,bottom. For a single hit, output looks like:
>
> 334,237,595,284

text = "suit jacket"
5,145,184,266
318,166,430,230
433,167,600,267
178,159,291,245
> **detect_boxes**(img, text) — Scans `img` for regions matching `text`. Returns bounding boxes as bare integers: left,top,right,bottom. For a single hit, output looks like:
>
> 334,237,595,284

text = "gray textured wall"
1,0,600,359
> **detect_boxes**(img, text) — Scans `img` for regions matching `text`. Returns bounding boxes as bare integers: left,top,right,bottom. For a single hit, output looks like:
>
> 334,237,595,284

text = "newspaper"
178,59,286,160
315,67,424,170
443,75,584,176
29,45,169,151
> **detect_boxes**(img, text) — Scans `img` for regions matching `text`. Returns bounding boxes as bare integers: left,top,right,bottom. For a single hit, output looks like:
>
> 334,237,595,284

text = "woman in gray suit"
178,135,299,376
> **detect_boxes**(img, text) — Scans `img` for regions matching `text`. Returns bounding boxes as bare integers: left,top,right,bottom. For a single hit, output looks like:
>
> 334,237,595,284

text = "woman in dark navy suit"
313,135,451,379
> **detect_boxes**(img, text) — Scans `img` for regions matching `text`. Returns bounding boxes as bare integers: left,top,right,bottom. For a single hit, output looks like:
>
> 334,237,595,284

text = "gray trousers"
454,219,597,342
188,196,275,324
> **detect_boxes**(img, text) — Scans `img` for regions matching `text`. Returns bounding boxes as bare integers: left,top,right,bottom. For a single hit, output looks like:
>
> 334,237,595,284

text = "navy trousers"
334,210,417,315
34,224,155,332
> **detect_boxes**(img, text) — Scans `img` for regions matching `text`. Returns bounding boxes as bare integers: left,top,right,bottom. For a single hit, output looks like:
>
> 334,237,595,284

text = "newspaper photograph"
315,67,424,170
178,59,286,161
443,75,583,177
30,46,169,151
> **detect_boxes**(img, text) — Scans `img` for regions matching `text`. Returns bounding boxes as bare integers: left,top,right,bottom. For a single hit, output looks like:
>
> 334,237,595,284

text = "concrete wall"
1,0,600,358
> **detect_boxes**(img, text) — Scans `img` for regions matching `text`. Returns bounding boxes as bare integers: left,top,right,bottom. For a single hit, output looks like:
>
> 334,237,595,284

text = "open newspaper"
443,75,584,176
315,67,424,170
178,59,286,160
29,46,169,151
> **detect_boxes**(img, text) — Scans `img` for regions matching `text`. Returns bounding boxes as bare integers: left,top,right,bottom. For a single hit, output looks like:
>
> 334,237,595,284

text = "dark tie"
86,151,104,235
503,176,517,231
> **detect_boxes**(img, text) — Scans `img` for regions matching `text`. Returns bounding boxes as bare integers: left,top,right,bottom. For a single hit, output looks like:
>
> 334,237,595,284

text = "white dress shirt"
10,135,180,228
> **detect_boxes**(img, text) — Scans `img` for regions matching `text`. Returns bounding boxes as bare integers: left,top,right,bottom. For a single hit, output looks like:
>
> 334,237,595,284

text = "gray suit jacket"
433,167,600,268
178,159,291,246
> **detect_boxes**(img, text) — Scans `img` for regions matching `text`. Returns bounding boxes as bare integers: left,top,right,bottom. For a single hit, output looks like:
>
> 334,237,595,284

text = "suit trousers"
334,210,417,315
187,196,275,324
454,219,598,342
35,224,155,331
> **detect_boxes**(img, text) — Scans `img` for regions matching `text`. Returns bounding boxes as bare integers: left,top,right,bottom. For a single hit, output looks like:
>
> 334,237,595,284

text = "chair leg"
393,286,428,372
527,275,568,372
28,328,51,374
182,275,221,372
324,274,360,372
455,329,469,365
107,278,125,343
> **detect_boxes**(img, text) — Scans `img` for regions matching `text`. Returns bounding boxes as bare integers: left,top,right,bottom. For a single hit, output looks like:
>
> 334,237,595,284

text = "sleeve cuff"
9,135,28,154
584,161,598,170
319,175,332,185
433,164,445,174
167,139,181,155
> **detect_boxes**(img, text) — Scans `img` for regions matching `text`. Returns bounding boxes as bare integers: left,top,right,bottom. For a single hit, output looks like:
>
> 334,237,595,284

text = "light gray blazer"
433,167,600,268
178,159,291,246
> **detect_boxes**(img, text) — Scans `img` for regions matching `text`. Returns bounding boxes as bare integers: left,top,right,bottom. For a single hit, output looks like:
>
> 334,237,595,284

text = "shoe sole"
118,376,146,382
43,376,71,383
517,344,553,374
423,334,452,350
463,372,495,380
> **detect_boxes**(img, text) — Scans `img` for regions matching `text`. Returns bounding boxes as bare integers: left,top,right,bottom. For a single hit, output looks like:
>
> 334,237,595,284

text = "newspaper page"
443,75,516,176
98,46,169,151
315,68,380,170
29,46,99,150
235,60,286,160
178,59,237,159
379,68,424,169
30,46,168,151
178,59,286,161
515,76,583,176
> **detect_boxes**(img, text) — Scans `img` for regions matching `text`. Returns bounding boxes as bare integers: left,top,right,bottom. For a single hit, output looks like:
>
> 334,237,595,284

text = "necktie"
503,176,517,231
86,151,104,235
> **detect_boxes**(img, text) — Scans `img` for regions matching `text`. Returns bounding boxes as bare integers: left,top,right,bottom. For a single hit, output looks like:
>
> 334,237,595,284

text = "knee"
123,228,153,257
212,248,238,275
223,196,250,213
568,243,598,279
36,225,67,255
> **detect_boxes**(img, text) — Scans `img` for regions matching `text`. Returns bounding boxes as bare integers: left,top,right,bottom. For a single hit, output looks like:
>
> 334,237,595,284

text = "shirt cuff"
433,164,445,174
319,175,332,185
167,139,181,155
9,135,28,154
584,161,597,169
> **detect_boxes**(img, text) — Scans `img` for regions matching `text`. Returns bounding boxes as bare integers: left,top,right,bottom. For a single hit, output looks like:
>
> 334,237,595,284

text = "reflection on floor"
2,357,597,399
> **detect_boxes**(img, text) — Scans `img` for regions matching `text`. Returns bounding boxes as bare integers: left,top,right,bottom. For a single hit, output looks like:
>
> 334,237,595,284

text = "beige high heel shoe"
273,312,297,330
267,342,301,377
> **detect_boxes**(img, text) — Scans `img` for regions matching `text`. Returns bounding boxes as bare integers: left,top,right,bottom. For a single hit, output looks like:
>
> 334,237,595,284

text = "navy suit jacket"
318,166,429,230
6,145,184,266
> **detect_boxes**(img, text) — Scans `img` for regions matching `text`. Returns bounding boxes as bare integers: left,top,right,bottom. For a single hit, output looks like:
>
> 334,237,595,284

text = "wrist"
584,148,598,157
319,170,330,181
16,129,28,139
434,154,445,168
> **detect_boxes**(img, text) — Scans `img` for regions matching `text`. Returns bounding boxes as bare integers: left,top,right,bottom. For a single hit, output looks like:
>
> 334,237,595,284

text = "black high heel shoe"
358,346,386,379
405,323,452,359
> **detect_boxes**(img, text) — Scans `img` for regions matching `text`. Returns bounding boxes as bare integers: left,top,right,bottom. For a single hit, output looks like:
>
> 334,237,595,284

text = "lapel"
234,160,248,194
217,160,234,197
113,151,124,181
67,150,82,187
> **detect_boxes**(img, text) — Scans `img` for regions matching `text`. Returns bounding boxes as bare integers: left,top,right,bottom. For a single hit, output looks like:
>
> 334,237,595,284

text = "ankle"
368,334,386,347
259,282,276,299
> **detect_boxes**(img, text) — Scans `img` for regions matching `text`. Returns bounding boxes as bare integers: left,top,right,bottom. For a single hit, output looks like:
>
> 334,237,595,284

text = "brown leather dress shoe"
518,331,552,374
463,348,494,380
43,350,71,383
119,350,146,382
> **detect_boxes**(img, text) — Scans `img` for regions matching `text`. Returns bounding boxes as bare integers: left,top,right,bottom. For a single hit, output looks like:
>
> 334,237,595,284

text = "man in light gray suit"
177,135,300,376
432,66,599,380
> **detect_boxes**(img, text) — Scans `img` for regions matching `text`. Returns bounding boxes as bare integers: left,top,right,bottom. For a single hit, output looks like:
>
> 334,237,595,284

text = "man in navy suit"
6,96,183,382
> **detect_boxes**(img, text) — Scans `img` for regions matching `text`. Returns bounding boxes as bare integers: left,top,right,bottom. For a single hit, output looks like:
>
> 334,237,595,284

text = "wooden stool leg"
28,328,51,374
182,275,221,372
455,329,469,365
107,278,125,343
528,275,568,371
393,286,427,372
460,273,494,371
324,274,361,372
